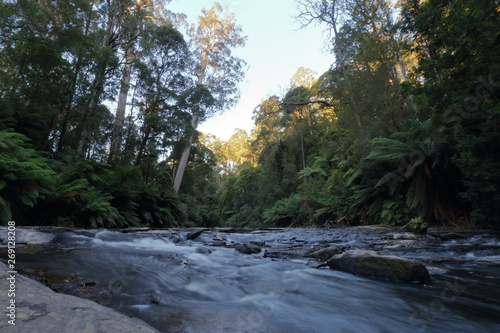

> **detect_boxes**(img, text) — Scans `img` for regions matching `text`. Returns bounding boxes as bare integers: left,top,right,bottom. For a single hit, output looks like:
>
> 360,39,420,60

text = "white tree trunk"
173,114,199,193
109,46,135,164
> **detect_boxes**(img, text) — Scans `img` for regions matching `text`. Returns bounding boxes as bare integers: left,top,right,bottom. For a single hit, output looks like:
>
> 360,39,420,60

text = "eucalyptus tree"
0,0,124,154
282,86,312,171
173,2,246,193
297,0,364,131
77,0,128,156
289,67,318,89
108,0,173,164
55,0,107,152
133,23,189,171
296,0,412,137
251,96,284,158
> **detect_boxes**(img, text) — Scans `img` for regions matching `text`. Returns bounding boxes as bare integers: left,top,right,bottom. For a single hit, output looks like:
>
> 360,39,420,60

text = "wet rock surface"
234,242,262,254
1,226,500,332
305,245,346,261
325,250,431,283
0,262,160,333
0,227,57,245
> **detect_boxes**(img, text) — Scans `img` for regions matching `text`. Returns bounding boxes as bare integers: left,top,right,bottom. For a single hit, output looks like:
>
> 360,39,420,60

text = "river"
2,226,500,332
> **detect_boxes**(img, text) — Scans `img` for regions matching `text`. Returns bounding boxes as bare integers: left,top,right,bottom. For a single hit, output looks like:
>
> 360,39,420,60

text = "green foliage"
0,130,54,224
400,0,500,227
0,0,498,230
262,194,305,227
282,86,311,115
77,189,121,228
220,166,265,227
351,121,465,225
379,200,410,227
407,217,428,234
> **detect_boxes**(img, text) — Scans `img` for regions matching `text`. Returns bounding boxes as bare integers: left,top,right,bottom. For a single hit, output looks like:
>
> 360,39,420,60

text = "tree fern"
364,123,463,224
0,130,54,224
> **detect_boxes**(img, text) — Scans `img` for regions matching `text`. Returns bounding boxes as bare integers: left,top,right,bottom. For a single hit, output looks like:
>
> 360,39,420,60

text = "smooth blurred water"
6,228,500,333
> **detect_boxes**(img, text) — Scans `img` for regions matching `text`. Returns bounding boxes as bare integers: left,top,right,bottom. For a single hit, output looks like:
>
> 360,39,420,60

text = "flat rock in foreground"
0,262,160,333
325,250,431,283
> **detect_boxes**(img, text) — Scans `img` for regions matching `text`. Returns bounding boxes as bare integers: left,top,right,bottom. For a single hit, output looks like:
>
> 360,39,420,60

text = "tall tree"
77,0,128,156
133,23,189,169
108,0,172,164
297,0,412,137
401,0,500,225
290,66,318,89
173,2,246,193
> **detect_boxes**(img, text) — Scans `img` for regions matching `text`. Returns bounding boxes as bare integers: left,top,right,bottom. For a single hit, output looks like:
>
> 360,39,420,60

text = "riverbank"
0,261,160,333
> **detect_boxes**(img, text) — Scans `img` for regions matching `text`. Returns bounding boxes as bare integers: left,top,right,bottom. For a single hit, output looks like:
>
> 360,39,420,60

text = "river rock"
475,255,500,265
120,227,151,233
168,233,182,243
325,250,431,283
234,243,262,254
390,232,418,240
195,246,212,254
428,231,467,240
0,227,55,245
306,246,345,261
186,228,207,240
0,263,160,333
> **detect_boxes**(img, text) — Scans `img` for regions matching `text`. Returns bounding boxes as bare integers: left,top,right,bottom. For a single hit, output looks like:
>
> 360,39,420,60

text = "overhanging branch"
281,100,335,108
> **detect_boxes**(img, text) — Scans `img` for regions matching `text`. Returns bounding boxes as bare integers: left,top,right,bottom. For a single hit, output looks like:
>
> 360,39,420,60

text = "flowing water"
3,227,500,332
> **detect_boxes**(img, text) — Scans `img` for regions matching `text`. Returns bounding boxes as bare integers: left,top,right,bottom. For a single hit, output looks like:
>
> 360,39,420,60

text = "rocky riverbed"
1,226,500,332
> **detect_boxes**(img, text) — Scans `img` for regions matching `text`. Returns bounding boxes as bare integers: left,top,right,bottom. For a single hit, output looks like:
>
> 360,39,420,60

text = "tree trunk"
58,1,95,152
328,4,363,130
299,124,306,171
58,59,83,152
77,0,122,156
173,114,199,193
77,67,106,155
173,52,208,193
108,45,135,164
136,124,151,165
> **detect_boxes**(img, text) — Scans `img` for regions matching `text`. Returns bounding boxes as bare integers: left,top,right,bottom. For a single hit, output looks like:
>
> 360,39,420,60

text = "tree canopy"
0,0,498,230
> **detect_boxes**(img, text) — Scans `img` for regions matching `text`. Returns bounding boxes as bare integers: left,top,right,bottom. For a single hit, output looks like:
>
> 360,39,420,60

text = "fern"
0,130,55,224
262,194,303,226
361,121,463,224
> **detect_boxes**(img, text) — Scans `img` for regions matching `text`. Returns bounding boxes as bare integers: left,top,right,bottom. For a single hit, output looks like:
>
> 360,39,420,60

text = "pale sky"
169,0,334,140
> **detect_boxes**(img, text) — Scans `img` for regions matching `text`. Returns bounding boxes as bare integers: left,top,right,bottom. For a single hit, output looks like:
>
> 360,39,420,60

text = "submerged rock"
195,246,212,255
325,250,431,283
234,243,262,254
168,233,181,243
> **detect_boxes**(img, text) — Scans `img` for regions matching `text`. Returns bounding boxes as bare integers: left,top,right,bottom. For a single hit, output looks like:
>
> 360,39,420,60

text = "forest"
0,0,498,230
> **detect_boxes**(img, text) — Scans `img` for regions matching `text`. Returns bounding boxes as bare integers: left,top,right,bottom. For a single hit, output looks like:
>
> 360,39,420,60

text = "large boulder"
325,250,431,283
